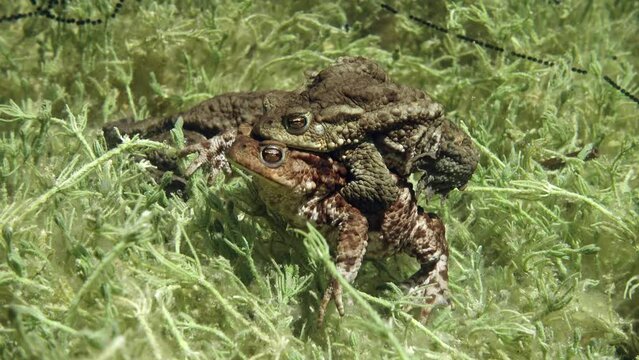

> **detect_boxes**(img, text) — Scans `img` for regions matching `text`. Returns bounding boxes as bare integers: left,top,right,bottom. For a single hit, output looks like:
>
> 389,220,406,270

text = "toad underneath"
227,133,450,323
104,57,479,212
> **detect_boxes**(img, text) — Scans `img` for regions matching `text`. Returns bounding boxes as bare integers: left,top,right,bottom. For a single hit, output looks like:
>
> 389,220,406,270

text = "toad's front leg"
179,130,238,181
307,194,369,324
339,142,400,212
177,123,256,183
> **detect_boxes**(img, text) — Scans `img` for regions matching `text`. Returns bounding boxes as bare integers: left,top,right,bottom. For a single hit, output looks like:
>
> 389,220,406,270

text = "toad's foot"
400,253,451,321
318,278,345,325
179,130,238,182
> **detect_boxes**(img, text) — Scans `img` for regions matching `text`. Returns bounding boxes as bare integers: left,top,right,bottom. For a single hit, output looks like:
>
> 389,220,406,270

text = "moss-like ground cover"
1,1,638,358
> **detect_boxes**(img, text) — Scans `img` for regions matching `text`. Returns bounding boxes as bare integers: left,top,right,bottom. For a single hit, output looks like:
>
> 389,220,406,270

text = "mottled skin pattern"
253,56,479,206
103,90,281,147
102,91,279,183
378,118,478,194
227,134,450,323
102,57,479,209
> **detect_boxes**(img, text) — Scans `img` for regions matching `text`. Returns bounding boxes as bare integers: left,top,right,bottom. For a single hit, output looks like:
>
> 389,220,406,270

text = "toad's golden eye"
259,144,286,168
283,112,311,135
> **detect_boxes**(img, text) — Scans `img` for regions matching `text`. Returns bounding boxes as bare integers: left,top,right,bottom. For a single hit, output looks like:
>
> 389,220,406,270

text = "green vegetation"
1,1,637,358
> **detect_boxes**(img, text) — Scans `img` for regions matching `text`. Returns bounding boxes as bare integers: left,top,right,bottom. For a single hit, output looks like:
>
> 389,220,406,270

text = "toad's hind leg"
404,214,450,319
103,91,280,147
339,142,400,212
413,119,479,196
311,194,369,325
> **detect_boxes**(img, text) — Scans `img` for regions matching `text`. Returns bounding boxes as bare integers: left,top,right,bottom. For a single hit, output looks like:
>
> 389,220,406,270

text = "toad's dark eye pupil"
261,147,283,163
288,117,306,129
283,112,311,134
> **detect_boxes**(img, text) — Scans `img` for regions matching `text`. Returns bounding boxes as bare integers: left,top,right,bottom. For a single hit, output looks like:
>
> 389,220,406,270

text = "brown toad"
227,133,450,323
103,57,479,208
252,56,479,207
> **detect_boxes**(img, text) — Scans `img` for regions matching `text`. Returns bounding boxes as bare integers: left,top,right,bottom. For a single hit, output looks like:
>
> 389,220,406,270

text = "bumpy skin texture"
339,142,399,211
103,90,282,147
103,57,479,209
228,134,450,323
254,57,440,150
102,91,281,188
378,117,479,195
379,189,449,318
253,56,479,206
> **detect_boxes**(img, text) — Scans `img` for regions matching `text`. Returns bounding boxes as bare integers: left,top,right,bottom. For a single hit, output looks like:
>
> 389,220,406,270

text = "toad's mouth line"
227,159,290,189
